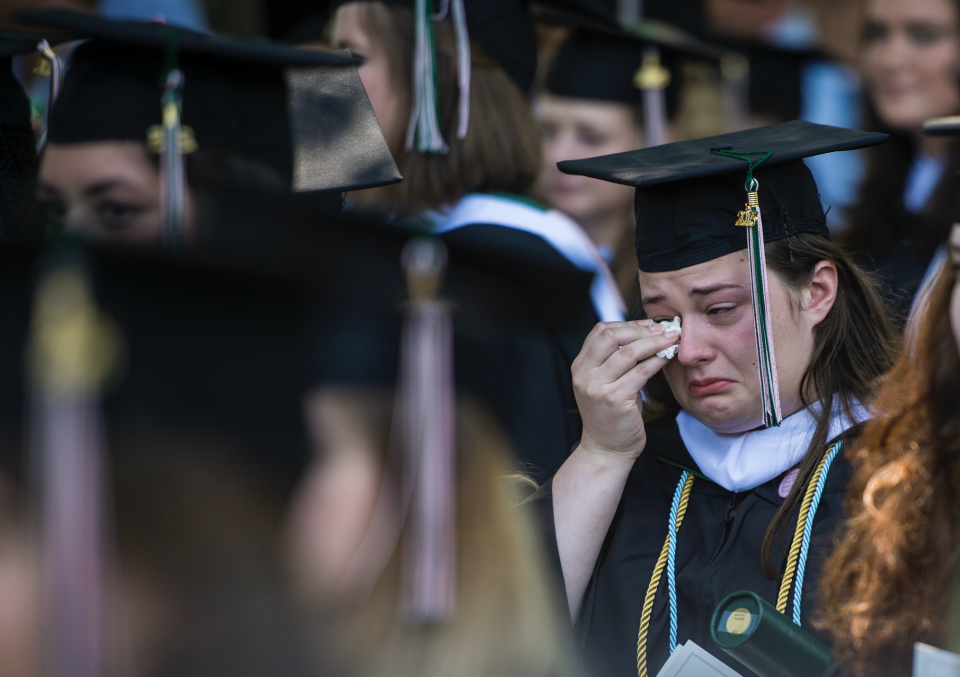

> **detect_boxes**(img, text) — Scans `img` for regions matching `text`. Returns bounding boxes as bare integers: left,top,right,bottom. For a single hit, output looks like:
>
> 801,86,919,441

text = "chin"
681,393,760,434
876,105,925,133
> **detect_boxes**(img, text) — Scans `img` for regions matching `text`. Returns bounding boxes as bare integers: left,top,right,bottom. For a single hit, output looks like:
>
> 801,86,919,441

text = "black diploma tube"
710,591,831,677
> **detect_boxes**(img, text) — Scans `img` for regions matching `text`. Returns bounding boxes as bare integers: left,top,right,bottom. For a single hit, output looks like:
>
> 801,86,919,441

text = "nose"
875,30,912,72
675,317,716,367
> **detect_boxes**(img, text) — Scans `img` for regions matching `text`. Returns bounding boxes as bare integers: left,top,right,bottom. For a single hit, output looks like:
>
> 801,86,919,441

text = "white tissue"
655,316,681,359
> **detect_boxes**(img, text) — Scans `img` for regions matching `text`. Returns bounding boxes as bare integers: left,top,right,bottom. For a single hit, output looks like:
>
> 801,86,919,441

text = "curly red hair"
818,260,960,676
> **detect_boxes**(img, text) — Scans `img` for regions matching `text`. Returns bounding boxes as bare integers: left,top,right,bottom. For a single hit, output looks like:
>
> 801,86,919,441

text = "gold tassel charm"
735,190,759,227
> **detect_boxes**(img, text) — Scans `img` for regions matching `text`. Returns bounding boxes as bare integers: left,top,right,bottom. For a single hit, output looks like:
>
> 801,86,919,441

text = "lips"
688,377,735,397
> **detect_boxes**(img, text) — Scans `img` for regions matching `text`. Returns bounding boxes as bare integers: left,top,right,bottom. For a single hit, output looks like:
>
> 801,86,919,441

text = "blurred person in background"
534,17,724,318
817,223,960,677
27,12,397,244
278,0,626,480
535,29,646,317
842,0,960,324
285,390,581,677
324,1,626,325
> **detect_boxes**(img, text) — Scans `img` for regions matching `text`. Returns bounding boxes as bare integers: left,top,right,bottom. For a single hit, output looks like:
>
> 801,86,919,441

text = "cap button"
711,144,733,151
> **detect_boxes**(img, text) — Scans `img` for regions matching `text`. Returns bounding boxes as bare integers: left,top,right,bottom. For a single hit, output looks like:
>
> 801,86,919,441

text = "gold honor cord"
637,473,695,677
636,447,837,677
775,450,834,614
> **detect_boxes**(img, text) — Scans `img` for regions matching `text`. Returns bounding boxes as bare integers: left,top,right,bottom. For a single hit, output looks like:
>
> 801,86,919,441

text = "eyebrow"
642,283,745,306
84,180,128,198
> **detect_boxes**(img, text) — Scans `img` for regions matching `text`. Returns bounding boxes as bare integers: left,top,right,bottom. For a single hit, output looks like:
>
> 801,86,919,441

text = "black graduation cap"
18,9,402,195
538,6,722,110
559,120,886,427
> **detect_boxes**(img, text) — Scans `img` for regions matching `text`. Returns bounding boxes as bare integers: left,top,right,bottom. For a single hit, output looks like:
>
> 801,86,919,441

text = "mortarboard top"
559,120,886,272
559,120,885,188
18,9,402,194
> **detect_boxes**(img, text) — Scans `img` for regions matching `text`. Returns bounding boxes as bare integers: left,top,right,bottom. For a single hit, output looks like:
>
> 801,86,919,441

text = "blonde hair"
312,389,580,677
345,3,543,214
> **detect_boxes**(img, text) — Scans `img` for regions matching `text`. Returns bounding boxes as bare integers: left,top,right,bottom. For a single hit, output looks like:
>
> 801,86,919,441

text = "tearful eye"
707,306,733,316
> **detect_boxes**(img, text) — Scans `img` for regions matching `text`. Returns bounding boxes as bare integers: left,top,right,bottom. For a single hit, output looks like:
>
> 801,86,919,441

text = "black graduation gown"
531,415,858,677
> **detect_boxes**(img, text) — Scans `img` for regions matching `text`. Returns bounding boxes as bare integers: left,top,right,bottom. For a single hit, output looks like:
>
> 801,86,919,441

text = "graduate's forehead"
638,250,750,307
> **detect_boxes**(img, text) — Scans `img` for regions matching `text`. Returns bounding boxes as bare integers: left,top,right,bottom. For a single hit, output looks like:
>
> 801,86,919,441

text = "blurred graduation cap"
18,9,401,245
559,120,886,426
536,5,724,147
721,40,826,126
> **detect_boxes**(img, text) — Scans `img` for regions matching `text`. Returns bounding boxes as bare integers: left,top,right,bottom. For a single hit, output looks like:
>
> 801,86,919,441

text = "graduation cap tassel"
450,0,471,140
159,31,187,248
428,0,470,139
28,249,121,677
406,0,449,154
398,237,456,624
711,149,782,427
634,47,670,148
35,40,65,152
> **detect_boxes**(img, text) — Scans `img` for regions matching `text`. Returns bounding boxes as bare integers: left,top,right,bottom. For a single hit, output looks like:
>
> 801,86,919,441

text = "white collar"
676,398,869,492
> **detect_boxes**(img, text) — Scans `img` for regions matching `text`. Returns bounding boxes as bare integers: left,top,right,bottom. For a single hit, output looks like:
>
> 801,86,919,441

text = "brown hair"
344,3,542,214
817,262,960,677
304,388,581,677
644,233,898,574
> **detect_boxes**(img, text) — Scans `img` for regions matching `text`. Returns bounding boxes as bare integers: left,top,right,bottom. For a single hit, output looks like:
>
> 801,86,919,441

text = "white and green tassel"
713,149,782,427
407,0,448,154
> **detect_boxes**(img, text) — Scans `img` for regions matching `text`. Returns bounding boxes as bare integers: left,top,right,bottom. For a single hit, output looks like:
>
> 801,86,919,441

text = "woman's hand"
572,319,680,460
553,320,679,620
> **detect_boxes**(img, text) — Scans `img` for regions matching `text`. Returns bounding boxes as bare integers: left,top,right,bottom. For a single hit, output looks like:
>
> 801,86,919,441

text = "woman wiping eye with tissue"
526,122,899,677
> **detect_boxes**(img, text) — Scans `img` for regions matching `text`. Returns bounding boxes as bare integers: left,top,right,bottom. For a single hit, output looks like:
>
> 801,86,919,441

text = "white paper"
914,643,960,677
655,641,745,677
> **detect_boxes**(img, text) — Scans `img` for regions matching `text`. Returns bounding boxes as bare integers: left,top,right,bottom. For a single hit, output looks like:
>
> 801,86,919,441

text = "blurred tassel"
450,0,470,140
28,249,121,677
406,0,449,154
159,30,186,248
398,237,456,624
35,40,65,152
634,47,670,147
616,0,642,28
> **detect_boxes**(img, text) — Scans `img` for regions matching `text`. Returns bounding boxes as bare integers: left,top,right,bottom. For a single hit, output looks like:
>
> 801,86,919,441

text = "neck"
577,206,635,251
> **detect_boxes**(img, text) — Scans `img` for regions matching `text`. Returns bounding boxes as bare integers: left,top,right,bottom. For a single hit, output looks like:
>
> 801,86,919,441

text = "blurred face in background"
535,94,643,247
285,387,384,603
38,141,197,244
331,3,406,152
861,0,960,134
